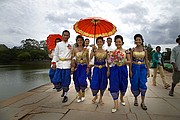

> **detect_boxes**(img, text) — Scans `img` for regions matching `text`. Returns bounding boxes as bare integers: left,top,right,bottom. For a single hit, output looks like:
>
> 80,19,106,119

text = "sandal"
141,103,147,110
134,100,138,106
164,84,170,89
99,99,104,105
92,95,98,103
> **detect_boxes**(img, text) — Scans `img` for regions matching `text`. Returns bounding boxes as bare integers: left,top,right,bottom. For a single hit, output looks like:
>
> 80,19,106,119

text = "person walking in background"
71,35,89,102
169,36,180,96
151,46,170,89
90,37,109,105
49,38,62,91
108,35,131,113
105,37,115,52
84,38,92,82
129,34,150,110
51,30,72,103
105,37,115,91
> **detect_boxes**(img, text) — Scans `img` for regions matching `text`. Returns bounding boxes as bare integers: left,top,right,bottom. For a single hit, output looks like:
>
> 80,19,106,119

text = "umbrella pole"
94,20,97,44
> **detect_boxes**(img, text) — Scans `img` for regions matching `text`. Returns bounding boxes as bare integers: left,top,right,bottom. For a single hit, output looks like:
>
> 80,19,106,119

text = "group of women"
70,34,150,113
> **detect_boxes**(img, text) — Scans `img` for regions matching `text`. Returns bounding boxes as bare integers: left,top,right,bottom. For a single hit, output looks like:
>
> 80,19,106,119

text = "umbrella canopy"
73,17,117,43
46,34,62,51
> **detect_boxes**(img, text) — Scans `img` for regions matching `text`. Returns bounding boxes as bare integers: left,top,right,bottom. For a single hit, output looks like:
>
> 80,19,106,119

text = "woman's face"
96,38,104,48
115,38,123,48
134,37,142,46
77,38,84,46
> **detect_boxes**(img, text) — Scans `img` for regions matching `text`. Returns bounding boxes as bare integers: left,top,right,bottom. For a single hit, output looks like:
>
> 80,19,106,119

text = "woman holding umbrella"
90,37,109,105
71,35,89,102
108,35,131,113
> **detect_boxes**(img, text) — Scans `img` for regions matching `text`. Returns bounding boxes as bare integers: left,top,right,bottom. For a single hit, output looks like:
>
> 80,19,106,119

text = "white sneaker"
77,99,81,103
111,108,118,113
81,97,85,102
77,96,81,103
121,102,125,106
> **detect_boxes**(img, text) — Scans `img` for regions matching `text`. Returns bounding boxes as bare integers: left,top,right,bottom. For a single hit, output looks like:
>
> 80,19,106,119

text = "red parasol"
73,17,117,43
46,34,62,51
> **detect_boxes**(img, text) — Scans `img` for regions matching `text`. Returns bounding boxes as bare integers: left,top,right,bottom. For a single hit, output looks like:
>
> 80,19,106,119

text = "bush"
164,63,173,72
17,52,31,61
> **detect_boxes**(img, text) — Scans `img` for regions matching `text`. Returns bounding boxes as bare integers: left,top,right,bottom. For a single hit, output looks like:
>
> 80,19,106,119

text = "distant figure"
51,30,72,103
48,38,61,91
105,37,115,52
129,34,150,110
169,36,180,96
151,46,170,89
105,37,115,91
84,38,92,82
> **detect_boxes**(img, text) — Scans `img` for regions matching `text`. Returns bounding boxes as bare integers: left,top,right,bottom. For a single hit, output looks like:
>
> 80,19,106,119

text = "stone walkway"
0,70,180,120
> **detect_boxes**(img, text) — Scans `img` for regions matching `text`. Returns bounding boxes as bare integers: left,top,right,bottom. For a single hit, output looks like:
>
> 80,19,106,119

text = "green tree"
0,44,12,63
17,52,31,61
20,39,40,50
163,48,171,61
30,50,48,60
144,43,153,61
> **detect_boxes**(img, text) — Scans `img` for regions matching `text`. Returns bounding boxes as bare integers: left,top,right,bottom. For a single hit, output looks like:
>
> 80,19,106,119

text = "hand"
71,67,75,74
107,71,110,77
173,64,178,71
147,70,150,77
129,71,132,78
52,64,56,70
174,67,178,72
86,67,90,74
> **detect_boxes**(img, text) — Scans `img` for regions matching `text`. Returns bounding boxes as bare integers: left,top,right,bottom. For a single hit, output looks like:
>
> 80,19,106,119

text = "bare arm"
125,50,131,65
71,49,76,73
106,52,110,77
129,50,133,78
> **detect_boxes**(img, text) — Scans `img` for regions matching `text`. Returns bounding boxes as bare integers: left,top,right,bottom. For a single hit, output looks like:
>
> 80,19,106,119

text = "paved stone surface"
0,70,180,120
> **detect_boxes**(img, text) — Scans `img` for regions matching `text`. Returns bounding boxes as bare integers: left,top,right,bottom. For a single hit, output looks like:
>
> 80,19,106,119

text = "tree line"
0,39,172,64
0,39,49,64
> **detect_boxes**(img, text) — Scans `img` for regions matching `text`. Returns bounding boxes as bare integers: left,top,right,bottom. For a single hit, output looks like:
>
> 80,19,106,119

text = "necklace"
78,47,83,52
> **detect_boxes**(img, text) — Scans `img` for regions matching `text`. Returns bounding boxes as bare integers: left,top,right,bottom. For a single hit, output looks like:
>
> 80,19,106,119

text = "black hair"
85,38,90,42
55,38,61,45
96,37,104,43
62,30,70,36
134,34,144,45
107,37,112,41
156,46,161,49
76,35,85,47
114,35,124,45
176,37,180,43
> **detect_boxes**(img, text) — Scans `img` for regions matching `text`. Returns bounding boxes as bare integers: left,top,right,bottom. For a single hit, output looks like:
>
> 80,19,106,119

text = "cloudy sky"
0,0,180,49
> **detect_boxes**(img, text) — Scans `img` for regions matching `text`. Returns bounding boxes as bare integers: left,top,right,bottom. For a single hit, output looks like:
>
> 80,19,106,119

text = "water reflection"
0,62,50,101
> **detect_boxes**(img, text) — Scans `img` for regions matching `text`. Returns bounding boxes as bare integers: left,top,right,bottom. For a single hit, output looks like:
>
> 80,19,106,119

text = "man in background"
151,46,170,89
169,36,180,96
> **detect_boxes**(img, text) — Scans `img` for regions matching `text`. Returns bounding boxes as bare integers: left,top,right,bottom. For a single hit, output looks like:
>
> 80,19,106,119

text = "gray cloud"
114,0,180,45
142,16,180,44
0,0,180,48
116,2,149,25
